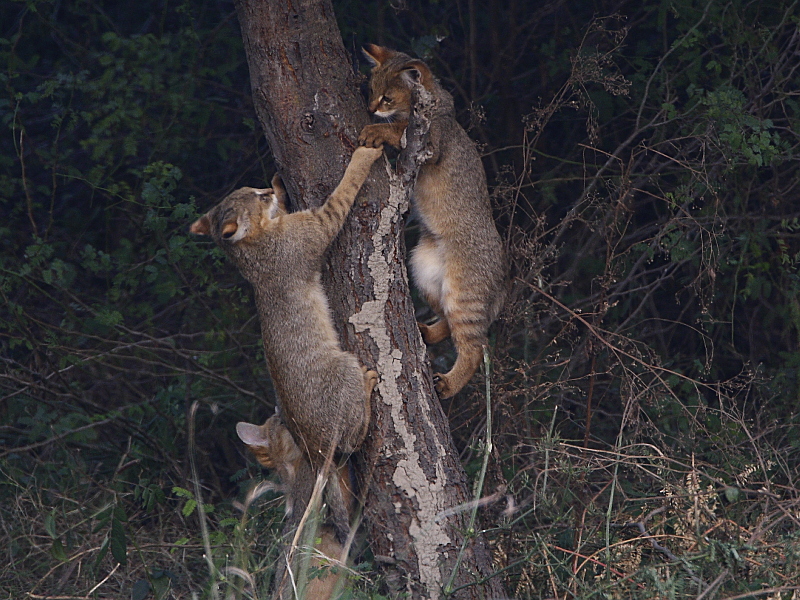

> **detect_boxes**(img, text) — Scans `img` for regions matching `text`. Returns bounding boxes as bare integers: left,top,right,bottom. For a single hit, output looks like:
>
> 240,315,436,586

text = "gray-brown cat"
359,44,506,398
190,145,381,464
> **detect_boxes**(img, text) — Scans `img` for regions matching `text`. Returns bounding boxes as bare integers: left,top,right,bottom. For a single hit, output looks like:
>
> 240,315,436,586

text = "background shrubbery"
2,0,799,598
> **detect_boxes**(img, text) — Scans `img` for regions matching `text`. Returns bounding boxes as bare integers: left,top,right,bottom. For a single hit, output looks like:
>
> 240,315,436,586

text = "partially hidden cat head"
236,415,305,517
362,44,434,119
190,174,288,245
235,415,303,476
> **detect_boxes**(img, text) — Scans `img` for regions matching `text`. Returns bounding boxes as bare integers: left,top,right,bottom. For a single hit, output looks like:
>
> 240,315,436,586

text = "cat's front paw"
418,319,450,345
433,373,455,399
353,144,384,162
359,124,391,148
361,365,379,396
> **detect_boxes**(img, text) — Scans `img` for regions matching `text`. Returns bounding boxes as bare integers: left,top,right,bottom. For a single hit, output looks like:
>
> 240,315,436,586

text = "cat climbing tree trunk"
233,0,505,598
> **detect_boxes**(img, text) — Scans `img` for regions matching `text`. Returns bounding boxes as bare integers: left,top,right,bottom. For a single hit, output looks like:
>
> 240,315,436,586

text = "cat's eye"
382,96,393,105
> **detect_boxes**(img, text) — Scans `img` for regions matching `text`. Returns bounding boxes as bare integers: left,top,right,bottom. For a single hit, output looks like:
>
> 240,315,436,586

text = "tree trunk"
234,1,504,598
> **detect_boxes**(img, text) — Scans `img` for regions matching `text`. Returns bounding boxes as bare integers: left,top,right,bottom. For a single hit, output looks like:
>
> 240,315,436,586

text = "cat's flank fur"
359,44,506,398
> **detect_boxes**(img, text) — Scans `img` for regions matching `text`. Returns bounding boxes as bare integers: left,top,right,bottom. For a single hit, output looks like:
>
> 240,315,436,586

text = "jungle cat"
190,145,381,467
236,415,355,533
237,415,349,600
359,44,506,399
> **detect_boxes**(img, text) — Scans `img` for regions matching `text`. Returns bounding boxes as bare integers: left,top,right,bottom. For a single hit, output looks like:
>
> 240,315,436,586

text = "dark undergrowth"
2,0,799,598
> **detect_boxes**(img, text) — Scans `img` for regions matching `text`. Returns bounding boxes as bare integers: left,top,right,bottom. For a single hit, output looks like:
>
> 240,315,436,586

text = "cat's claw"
432,373,453,398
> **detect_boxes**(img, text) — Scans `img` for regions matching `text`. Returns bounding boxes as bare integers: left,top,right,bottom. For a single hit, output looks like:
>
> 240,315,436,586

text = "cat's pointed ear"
236,422,269,447
220,213,250,242
401,60,433,88
189,214,211,236
270,173,288,211
255,185,282,221
362,44,392,67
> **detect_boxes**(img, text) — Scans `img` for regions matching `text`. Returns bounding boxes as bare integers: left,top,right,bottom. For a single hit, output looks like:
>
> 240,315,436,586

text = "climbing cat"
359,44,506,398
190,145,382,463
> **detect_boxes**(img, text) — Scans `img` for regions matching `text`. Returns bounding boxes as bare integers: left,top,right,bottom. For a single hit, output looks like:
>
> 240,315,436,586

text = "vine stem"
445,347,493,595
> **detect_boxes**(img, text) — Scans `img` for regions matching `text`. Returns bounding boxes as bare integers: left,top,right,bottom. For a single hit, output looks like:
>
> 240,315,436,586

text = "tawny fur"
236,416,355,524
359,44,506,398
236,416,349,600
190,145,381,464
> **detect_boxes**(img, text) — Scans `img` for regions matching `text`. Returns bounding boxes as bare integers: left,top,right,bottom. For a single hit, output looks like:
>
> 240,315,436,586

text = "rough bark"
234,1,504,598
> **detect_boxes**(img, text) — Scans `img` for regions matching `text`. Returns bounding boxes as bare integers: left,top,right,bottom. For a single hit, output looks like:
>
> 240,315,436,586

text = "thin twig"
19,129,38,237
0,418,115,459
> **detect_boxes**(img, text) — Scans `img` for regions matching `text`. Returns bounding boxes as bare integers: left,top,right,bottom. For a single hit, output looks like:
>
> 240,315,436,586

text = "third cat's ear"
236,422,269,447
362,43,391,67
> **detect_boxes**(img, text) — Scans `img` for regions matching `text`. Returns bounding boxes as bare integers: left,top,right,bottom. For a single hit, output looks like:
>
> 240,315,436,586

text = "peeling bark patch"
348,157,408,394
392,457,451,588
349,160,454,598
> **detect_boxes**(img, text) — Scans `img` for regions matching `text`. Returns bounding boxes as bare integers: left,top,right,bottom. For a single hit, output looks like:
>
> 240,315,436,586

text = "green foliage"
0,0,277,597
